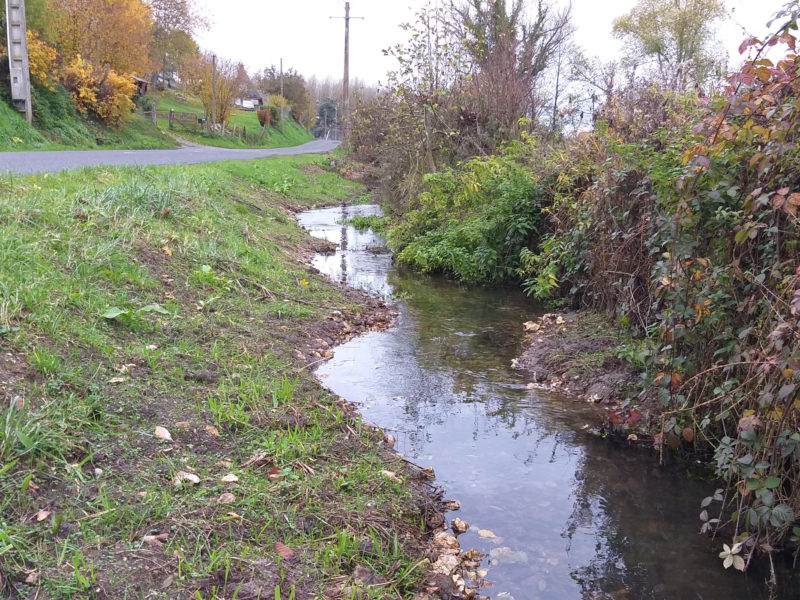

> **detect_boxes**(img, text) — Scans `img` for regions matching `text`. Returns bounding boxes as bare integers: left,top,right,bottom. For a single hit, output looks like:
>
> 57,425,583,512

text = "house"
235,90,264,111
132,76,150,96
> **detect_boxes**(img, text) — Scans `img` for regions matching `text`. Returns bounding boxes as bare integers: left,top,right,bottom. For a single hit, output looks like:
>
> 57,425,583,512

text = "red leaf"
274,542,294,559
626,410,643,425
682,427,695,442
267,467,282,482
739,37,761,55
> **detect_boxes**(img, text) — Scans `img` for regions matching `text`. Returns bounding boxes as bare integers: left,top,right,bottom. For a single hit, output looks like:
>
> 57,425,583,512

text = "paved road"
0,139,340,175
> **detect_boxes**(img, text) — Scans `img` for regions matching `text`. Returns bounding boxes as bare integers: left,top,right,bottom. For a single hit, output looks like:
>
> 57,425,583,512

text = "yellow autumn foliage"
27,30,58,90
60,55,136,128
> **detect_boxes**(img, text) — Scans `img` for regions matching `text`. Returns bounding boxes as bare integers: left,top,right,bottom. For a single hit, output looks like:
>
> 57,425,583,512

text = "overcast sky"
193,0,786,84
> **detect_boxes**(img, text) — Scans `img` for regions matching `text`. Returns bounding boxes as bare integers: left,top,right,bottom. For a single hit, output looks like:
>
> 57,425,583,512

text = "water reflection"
299,205,785,599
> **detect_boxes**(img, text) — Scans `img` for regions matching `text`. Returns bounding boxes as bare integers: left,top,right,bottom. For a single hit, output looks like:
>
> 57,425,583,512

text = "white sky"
193,0,787,84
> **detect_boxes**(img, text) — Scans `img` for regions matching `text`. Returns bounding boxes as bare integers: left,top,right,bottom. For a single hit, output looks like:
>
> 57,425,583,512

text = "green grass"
152,90,313,149
0,155,431,598
0,90,177,152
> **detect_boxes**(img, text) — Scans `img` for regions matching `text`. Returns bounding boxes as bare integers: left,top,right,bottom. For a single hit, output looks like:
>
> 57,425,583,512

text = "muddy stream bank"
297,204,789,600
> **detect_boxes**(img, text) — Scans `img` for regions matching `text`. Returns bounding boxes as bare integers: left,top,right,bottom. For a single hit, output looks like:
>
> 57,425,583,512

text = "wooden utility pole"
211,54,217,130
280,57,284,135
330,2,363,143
5,0,32,124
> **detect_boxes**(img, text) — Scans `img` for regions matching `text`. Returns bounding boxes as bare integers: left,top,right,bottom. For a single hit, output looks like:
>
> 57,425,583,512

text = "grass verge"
0,155,435,599
0,93,178,152
152,91,313,149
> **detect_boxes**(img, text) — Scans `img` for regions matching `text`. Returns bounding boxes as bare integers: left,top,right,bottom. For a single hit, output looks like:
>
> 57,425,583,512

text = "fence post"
151,103,157,126
169,109,174,130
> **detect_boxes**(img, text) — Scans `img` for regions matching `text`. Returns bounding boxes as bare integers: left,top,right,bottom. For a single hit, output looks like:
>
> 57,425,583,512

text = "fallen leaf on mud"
380,470,402,483
217,492,236,504
274,542,295,559
175,421,190,428
162,245,172,256
205,425,220,438
433,531,460,551
35,509,51,522
627,434,639,441
523,321,540,332
216,460,233,468
221,474,239,484
173,471,200,487
452,518,469,534
107,377,128,384
432,553,460,575
154,426,173,441
418,466,435,479
478,529,497,539
267,467,282,482
143,533,169,546
461,549,484,561
24,571,39,584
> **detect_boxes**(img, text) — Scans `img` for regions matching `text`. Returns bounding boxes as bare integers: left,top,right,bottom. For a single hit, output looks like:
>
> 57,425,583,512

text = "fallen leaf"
174,421,190,428
221,474,239,484
35,509,51,522
216,460,233,468
24,571,39,584
143,533,169,546
107,377,128,384
218,492,236,504
274,542,295,559
145,344,159,351
154,426,173,442
173,471,200,487
162,245,172,256
205,425,220,438
451,518,469,534
380,470,402,483
478,529,496,539
268,467,282,482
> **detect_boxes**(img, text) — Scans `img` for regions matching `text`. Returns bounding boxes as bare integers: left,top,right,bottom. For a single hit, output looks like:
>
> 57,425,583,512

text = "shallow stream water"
297,205,793,600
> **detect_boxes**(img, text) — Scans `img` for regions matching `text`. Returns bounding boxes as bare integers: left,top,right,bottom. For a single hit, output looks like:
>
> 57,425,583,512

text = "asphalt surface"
0,139,340,175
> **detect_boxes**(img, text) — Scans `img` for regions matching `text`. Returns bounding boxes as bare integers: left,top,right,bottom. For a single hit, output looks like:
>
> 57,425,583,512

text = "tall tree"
256,66,312,126
147,0,205,84
50,0,153,75
612,0,726,88
450,0,573,132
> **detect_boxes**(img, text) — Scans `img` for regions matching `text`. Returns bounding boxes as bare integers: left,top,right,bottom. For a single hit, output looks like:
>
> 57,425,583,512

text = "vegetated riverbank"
358,28,800,576
0,156,451,599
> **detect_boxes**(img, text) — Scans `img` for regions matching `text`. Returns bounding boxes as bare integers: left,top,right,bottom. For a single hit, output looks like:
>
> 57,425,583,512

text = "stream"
297,204,794,600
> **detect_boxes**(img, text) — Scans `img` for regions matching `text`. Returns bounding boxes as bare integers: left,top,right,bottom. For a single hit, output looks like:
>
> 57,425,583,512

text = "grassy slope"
154,90,313,149
0,98,178,152
0,156,431,599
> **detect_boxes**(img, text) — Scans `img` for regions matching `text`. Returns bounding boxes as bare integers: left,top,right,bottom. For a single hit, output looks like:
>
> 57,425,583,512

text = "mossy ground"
0,155,435,599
